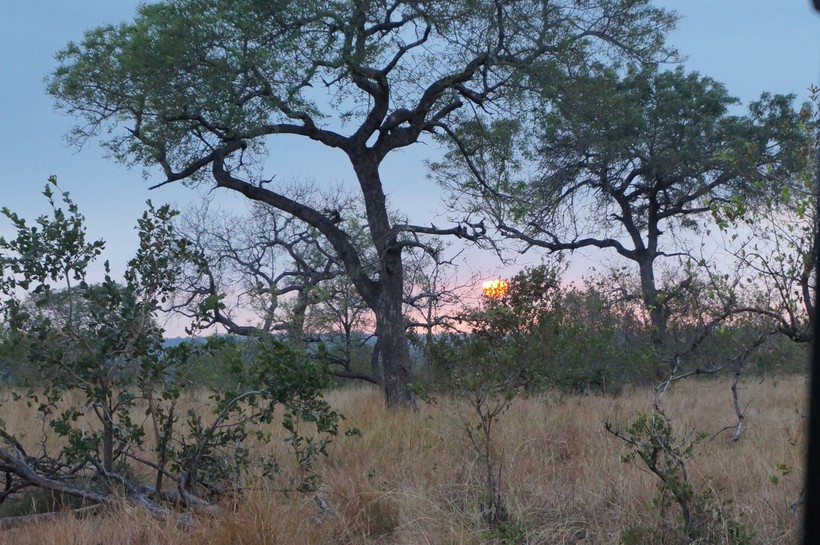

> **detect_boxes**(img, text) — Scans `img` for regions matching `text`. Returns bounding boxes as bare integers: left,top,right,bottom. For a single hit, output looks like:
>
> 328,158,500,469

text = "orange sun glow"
481,279,509,299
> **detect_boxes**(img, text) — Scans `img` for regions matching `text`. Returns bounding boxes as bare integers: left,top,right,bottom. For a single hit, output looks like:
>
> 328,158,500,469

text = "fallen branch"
0,447,206,528
0,504,107,530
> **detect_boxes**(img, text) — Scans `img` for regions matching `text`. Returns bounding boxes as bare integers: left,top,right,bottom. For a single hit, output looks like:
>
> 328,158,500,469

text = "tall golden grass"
0,376,807,544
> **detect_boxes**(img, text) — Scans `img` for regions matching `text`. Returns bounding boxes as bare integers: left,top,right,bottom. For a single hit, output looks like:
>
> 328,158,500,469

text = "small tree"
424,264,570,529
606,370,756,543
0,179,341,523
721,85,819,345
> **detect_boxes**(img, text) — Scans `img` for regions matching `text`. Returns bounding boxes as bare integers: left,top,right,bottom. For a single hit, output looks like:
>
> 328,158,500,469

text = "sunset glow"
481,279,509,299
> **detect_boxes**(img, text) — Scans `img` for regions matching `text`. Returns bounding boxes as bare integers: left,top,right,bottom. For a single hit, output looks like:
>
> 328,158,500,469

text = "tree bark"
102,401,115,473
637,254,666,345
352,154,416,408
374,257,416,408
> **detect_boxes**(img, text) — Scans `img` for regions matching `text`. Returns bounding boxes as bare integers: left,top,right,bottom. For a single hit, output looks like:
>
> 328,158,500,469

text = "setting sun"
481,279,509,299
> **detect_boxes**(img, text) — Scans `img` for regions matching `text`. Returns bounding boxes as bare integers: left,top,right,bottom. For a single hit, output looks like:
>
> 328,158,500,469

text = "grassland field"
0,376,808,544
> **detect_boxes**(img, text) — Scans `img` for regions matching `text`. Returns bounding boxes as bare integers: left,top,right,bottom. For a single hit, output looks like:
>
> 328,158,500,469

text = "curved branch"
210,149,381,307
498,220,637,260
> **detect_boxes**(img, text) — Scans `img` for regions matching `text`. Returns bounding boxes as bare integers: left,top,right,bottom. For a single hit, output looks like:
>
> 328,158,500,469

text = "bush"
420,265,661,395
0,179,342,521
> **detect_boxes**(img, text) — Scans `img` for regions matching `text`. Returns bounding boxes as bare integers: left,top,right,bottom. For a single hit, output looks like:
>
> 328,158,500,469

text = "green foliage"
48,0,675,181
436,64,810,352
0,184,192,474
0,179,342,513
618,525,653,545
611,412,756,543
163,335,341,496
769,462,792,486
619,413,704,513
717,85,820,346
422,265,659,395
480,516,528,545
407,382,436,405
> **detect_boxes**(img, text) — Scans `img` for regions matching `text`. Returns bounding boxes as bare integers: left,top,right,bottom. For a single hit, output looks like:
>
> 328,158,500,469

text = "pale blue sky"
1,1,818,287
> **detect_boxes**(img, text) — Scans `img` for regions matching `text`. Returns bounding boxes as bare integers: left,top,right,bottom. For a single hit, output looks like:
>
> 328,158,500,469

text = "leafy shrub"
0,179,342,519
609,412,756,543
420,265,661,395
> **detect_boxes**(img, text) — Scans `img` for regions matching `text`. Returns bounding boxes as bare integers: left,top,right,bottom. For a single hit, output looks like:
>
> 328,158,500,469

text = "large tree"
436,66,808,344
49,0,674,407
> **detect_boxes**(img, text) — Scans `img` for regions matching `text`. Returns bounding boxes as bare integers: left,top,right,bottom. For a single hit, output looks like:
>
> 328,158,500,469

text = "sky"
0,1,818,303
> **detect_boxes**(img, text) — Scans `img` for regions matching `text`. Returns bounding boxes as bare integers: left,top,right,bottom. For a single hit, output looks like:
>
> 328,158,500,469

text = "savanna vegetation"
1,0,818,543
0,178,810,543
0,381,808,544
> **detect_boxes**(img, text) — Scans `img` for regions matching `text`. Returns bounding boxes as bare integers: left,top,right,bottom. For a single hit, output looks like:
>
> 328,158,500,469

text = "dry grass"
0,377,808,544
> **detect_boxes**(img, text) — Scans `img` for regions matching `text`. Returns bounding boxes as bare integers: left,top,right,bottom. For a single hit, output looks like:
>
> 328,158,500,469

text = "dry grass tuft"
0,377,807,544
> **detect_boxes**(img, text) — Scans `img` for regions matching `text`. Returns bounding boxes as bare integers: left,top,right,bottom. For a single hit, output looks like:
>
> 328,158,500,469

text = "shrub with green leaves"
608,412,755,543
422,265,659,395
0,178,342,520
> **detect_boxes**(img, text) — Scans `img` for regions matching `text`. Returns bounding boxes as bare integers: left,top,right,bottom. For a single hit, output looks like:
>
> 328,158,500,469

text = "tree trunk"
352,155,416,409
637,255,666,345
289,289,308,343
376,321,415,408
374,251,416,409
369,337,384,385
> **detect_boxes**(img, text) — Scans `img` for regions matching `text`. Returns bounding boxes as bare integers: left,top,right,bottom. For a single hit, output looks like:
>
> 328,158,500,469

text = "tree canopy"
436,66,808,342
